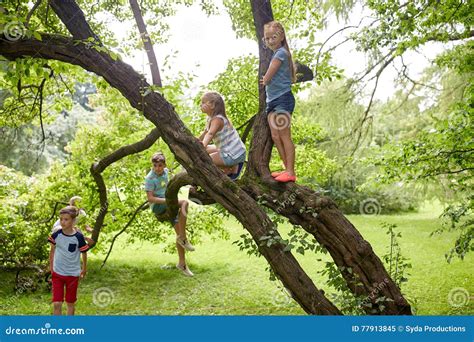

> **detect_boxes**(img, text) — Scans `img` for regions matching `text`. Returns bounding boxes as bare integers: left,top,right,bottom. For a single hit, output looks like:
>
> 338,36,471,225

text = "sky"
112,2,448,103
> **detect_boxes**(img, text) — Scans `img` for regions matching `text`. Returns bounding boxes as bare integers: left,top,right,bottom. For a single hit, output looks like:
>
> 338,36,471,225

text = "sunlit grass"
1,202,472,315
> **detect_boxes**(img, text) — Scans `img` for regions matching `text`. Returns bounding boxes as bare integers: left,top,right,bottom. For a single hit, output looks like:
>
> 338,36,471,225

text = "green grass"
1,202,472,315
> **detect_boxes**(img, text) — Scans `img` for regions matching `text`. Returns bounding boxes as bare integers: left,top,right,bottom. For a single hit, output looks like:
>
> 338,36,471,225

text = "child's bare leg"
174,200,189,266
176,200,188,240
278,119,295,176
206,144,218,154
173,224,186,266
53,302,62,315
66,302,75,316
209,152,237,174
268,113,288,167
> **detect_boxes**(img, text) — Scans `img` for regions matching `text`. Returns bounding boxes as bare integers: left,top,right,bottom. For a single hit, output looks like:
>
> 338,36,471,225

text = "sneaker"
176,264,194,277
176,237,195,252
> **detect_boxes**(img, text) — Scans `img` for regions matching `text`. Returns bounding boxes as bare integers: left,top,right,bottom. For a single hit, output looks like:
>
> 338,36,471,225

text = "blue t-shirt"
144,168,169,211
266,47,292,102
48,229,89,277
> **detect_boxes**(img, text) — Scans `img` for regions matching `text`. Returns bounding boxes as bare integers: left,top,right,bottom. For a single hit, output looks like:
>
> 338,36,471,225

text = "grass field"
1,202,472,315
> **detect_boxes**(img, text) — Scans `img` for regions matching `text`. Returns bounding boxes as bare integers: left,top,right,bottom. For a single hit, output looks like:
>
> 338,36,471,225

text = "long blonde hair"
264,21,296,83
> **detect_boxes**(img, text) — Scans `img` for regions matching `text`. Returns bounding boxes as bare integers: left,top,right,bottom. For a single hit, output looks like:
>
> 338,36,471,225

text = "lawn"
0,202,472,315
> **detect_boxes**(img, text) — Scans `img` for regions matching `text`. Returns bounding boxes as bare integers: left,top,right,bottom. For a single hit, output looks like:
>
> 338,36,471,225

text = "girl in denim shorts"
260,21,297,182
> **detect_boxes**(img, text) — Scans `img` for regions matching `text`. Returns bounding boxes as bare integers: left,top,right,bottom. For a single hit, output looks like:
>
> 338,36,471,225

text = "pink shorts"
51,272,79,303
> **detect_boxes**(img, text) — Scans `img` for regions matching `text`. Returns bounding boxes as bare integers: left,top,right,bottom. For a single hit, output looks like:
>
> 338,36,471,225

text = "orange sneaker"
274,172,297,183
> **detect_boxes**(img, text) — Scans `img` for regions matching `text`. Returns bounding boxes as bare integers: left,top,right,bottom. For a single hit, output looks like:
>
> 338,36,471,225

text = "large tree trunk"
241,0,412,315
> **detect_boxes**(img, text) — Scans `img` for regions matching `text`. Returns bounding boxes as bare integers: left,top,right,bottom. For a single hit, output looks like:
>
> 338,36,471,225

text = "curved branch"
95,128,160,173
89,127,161,245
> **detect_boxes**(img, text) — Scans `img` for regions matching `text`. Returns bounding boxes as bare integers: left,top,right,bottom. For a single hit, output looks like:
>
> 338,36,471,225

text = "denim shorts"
266,91,295,114
152,203,178,225
220,151,246,167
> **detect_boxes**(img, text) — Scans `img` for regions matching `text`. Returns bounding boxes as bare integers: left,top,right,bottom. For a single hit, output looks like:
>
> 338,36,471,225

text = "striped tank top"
207,115,246,159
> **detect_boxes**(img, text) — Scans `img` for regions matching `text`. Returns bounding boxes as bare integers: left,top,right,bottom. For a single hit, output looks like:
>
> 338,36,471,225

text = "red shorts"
51,272,79,303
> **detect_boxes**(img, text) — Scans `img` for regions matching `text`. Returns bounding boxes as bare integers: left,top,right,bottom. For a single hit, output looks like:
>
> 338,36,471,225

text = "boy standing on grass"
48,206,89,315
145,152,195,277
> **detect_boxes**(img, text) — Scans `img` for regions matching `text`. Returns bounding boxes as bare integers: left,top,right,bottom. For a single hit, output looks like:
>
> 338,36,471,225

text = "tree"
0,0,411,314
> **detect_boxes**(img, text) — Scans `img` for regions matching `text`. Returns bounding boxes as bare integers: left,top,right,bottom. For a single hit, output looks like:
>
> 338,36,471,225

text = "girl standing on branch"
260,21,297,183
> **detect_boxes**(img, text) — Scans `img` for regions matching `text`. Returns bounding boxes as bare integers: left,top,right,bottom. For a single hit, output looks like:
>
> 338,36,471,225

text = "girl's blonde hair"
202,91,227,118
59,206,79,219
264,21,296,83
69,196,82,207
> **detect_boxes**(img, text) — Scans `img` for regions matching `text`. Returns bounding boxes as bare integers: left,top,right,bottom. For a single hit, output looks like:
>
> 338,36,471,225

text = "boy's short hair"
59,206,79,219
151,152,166,163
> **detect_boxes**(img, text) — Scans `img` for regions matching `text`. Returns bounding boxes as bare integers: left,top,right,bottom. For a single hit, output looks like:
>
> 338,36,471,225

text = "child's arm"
260,59,282,85
202,118,224,148
49,245,55,273
198,129,208,141
80,252,87,279
146,191,166,204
